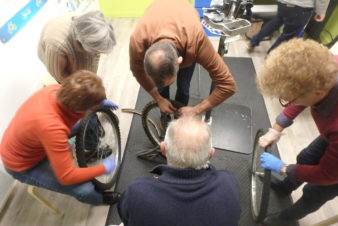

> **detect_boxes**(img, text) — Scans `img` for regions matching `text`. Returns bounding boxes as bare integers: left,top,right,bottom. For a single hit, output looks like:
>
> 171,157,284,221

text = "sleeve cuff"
276,112,293,128
286,164,297,182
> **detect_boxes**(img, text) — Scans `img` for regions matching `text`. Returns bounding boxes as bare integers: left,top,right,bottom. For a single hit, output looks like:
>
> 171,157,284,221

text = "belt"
286,4,295,7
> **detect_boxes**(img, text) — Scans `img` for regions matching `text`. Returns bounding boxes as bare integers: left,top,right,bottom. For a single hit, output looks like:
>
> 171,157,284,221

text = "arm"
194,32,236,114
40,126,105,185
129,36,155,94
44,45,70,83
289,135,338,185
117,190,130,225
259,105,306,147
313,0,330,22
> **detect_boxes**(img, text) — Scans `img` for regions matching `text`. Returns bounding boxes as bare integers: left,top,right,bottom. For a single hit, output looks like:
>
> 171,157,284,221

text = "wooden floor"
0,18,337,226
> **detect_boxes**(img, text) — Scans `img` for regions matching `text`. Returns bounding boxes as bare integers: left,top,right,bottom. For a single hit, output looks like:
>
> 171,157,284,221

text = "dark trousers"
278,136,338,220
250,2,313,53
159,62,196,106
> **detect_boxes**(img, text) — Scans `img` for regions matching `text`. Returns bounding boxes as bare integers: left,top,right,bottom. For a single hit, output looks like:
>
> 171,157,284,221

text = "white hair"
73,10,116,54
164,116,212,169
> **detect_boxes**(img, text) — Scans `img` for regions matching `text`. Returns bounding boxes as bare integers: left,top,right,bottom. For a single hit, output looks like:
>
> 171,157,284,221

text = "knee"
302,185,333,205
72,183,102,205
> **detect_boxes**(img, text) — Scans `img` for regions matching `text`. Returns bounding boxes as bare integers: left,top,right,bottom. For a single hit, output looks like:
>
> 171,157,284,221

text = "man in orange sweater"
129,0,236,116
0,70,119,205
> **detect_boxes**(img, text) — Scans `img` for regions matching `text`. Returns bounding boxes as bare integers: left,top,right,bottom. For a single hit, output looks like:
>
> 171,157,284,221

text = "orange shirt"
129,0,236,107
0,85,105,185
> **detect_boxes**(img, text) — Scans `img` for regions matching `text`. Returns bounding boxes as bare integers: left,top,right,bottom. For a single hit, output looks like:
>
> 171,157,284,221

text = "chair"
27,185,60,214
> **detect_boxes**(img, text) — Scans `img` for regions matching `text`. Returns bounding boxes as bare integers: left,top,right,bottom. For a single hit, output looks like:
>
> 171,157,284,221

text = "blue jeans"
278,136,338,220
5,159,103,205
159,62,196,106
250,2,313,53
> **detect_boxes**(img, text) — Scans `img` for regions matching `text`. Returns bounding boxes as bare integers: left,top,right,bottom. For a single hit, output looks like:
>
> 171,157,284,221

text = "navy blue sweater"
117,164,241,226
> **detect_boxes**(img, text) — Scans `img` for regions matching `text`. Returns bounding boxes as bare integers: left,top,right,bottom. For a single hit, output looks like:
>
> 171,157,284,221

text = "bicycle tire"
141,100,184,146
250,129,272,223
76,107,121,191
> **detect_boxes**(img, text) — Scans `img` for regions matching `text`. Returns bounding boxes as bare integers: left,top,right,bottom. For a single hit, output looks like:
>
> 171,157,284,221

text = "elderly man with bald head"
117,116,241,226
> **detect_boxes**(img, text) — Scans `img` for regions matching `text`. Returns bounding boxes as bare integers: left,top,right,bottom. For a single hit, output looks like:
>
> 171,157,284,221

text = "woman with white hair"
38,10,116,83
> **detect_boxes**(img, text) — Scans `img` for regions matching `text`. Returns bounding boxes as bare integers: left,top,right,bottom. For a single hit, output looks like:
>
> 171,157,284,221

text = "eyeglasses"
278,91,307,107
278,97,297,107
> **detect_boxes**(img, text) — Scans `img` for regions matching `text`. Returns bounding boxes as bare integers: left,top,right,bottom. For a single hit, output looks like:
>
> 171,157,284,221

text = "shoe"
102,191,121,205
263,213,298,226
270,176,292,197
247,43,255,53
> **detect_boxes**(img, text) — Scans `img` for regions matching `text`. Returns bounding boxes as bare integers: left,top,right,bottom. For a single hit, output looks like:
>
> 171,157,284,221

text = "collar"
69,28,85,53
158,38,182,57
312,77,338,117
168,41,182,57
150,164,215,184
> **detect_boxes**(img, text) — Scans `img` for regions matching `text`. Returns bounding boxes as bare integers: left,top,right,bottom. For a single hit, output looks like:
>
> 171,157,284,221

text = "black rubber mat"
106,57,297,226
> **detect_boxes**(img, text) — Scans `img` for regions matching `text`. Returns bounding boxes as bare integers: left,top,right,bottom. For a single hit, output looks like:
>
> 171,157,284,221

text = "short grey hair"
73,10,116,54
164,116,212,169
144,40,179,87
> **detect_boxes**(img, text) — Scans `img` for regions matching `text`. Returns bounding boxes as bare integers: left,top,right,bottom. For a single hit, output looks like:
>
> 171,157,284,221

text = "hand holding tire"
157,98,176,114
259,128,281,147
102,156,117,175
101,99,119,110
260,152,284,173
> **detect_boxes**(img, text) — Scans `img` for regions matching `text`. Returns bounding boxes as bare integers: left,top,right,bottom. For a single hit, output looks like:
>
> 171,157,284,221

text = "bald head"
144,40,179,87
164,116,213,169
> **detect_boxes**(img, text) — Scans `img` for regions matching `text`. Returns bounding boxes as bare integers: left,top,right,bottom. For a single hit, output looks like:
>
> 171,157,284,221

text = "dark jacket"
117,164,241,226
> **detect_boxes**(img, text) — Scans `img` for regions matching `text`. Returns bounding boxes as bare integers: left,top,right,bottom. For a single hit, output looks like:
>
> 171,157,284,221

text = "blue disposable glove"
101,99,119,110
260,152,284,173
102,156,117,174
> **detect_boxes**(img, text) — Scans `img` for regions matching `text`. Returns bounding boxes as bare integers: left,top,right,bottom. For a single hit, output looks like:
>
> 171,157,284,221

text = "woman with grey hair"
38,10,116,83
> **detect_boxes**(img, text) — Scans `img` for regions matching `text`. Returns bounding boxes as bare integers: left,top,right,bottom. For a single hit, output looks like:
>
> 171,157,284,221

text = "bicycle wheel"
76,107,121,191
141,100,184,146
250,129,271,223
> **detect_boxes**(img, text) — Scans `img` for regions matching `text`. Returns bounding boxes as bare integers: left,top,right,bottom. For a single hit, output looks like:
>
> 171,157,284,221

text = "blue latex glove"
101,99,119,110
102,156,117,175
260,152,285,173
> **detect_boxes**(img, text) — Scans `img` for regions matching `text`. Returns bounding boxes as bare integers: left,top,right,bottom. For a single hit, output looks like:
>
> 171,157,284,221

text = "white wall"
0,1,99,141
0,1,61,141
0,0,63,210
331,41,338,55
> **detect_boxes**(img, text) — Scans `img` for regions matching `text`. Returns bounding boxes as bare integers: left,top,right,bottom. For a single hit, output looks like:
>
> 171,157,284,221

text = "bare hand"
178,106,198,116
314,14,325,22
157,98,176,114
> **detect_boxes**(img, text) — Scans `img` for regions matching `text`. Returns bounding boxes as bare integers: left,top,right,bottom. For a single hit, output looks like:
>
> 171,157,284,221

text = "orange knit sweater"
0,85,105,185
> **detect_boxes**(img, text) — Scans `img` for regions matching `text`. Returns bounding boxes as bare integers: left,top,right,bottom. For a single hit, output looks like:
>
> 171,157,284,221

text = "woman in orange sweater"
0,70,119,205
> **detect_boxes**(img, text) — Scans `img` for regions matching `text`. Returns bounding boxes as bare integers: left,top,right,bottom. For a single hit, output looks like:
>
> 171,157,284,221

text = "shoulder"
210,167,239,186
40,15,72,49
124,176,163,196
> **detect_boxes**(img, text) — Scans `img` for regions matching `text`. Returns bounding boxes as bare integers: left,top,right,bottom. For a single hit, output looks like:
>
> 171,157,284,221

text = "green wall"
319,6,338,45
99,0,194,18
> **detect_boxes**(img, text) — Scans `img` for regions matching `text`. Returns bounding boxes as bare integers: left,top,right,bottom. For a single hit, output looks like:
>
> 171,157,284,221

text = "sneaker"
102,191,121,205
247,43,255,53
